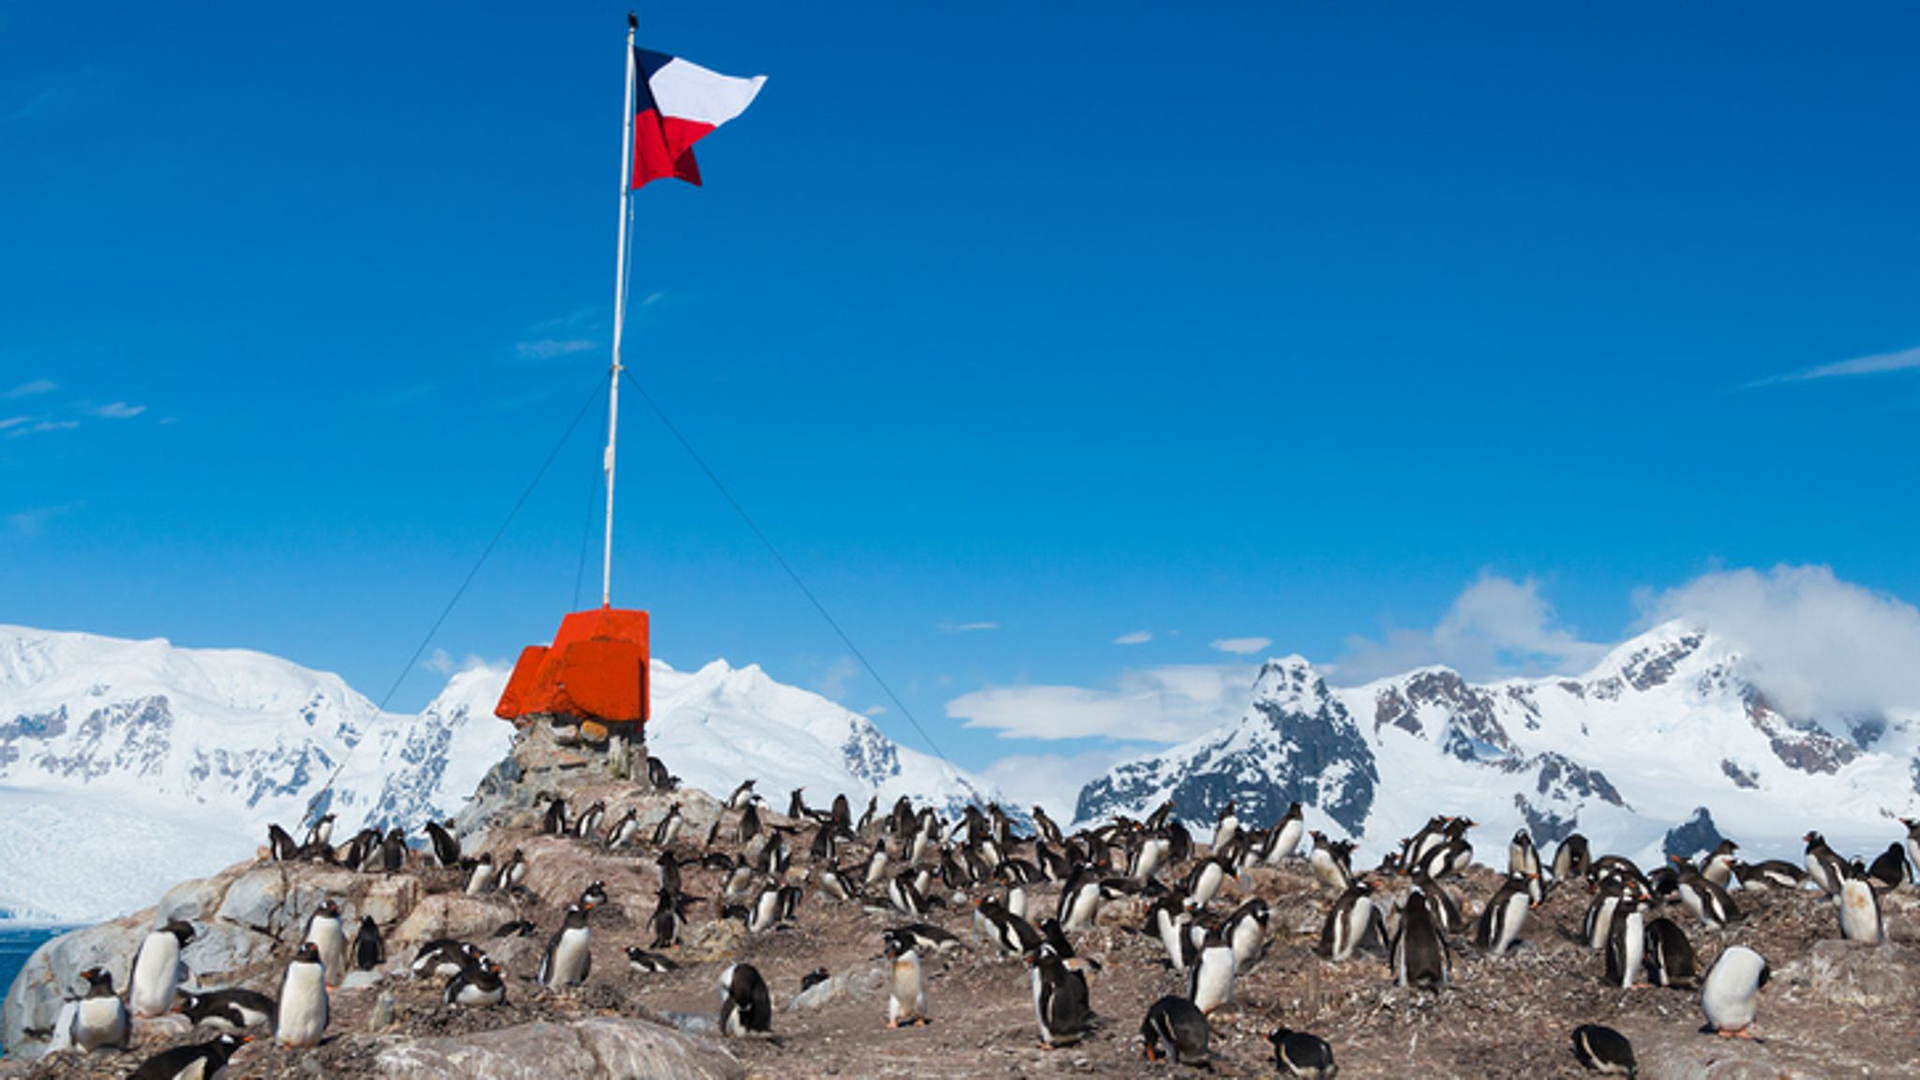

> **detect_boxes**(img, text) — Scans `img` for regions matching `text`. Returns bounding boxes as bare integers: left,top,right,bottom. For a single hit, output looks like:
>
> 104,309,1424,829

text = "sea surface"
0,923,66,1056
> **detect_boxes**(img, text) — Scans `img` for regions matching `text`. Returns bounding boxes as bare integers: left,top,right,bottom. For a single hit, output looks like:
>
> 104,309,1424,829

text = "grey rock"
789,964,886,1011
181,921,279,983
158,875,233,924
216,867,292,934
1804,937,1915,1009
373,1017,743,1080
1,919,147,1059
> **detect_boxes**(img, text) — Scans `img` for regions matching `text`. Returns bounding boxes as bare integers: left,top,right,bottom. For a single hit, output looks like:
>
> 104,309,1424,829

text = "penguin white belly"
1268,820,1303,863
1189,947,1236,1013
1191,863,1224,908
544,928,592,986
1838,879,1882,943
1616,912,1645,987
888,953,926,1025
130,933,182,1018
1158,913,1189,971
306,921,347,986
1229,915,1264,969
1063,886,1099,931
1133,842,1163,882
1332,897,1373,962
1215,818,1238,852
1490,891,1529,956
750,891,780,933
276,965,329,1046
1008,887,1028,922
465,864,495,895
1700,948,1765,1032
71,996,128,1051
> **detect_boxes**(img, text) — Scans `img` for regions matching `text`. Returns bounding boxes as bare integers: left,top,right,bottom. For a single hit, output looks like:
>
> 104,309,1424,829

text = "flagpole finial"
628,12,637,30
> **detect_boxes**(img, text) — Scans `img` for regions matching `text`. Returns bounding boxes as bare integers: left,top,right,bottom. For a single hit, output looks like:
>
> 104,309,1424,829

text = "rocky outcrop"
372,1018,742,1080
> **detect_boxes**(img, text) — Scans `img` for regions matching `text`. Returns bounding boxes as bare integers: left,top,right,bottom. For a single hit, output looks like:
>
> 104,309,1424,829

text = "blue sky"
6,3,1920,801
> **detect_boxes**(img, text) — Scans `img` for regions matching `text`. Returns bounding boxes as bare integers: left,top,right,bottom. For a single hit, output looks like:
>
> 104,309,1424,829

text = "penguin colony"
42,760,1920,1076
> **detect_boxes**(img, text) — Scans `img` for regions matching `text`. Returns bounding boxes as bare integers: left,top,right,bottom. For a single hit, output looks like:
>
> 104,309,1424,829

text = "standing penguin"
1027,943,1092,1048
1265,802,1306,865
1569,1024,1636,1076
128,919,195,1018
1803,831,1846,896
1604,897,1647,989
541,796,568,835
275,942,330,1047
303,900,349,987
464,852,496,896
1474,874,1533,957
379,828,407,874
539,904,593,988
1057,867,1102,931
1700,945,1769,1038
719,963,773,1035
1213,800,1241,853
128,1032,247,1080
1642,917,1696,989
1224,898,1271,970
882,928,928,1028
1837,865,1885,944
606,807,642,850
68,967,131,1052
1269,1027,1339,1078
573,801,606,840
1509,830,1540,878
1141,995,1209,1065
497,848,528,893
1187,930,1238,1014
353,915,385,971
1318,881,1381,963
1392,888,1450,990
1552,834,1592,883
424,820,462,868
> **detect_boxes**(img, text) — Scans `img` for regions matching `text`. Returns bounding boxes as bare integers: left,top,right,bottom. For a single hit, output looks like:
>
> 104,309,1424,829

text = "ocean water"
0,924,66,1057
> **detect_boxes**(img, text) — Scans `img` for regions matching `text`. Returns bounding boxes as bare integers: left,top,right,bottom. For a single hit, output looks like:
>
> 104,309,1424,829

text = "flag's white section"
651,57,766,126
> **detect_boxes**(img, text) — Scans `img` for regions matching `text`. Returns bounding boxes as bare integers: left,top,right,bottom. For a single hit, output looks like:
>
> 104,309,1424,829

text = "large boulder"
372,1017,743,1080
1,918,147,1057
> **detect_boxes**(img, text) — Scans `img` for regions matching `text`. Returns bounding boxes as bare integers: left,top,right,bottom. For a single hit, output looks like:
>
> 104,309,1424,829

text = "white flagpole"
602,13,638,609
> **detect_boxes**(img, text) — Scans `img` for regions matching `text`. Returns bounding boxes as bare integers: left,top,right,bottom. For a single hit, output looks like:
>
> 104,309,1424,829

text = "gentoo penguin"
1731,859,1803,890
1213,800,1241,853
578,880,610,910
1412,870,1466,936
68,967,130,1052
647,754,675,790
1903,817,1920,877
894,922,962,955
464,852,496,895
1473,874,1533,957
1569,1023,1636,1076
540,904,593,987
727,779,759,810
268,823,300,862
626,946,679,973
737,802,764,845
1509,830,1540,878
379,827,407,874
353,915,385,971
127,1032,248,1080
1642,917,1696,989
129,919,195,1019
1032,806,1065,847
1141,995,1209,1065
1866,842,1909,892
888,870,927,918
1552,833,1592,883
1150,894,1195,972
1699,840,1739,887
424,819,461,867
882,929,928,1028
541,796,568,835
1584,880,1630,952
1604,896,1647,989
859,845,891,890
653,803,684,847
1318,881,1380,963
182,988,276,1030
1027,943,1091,1048
649,889,686,949
275,942,330,1047
719,963,773,1035
304,812,337,849
1187,930,1238,1014
606,807,641,850
493,918,536,939
749,882,785,933
1058,867,1102,931
1184,855,1230,909
303,900,349,987
1803,831,1846,896
573,800,606,840
1269,1026,1339,1078
1265,802,1306,865
410,939,481,979
1700,945,1769,1037
497,848,528,893
1392,888,1449,990
975,895,1042,957
1672,864,1741,929
1308,832,1354,892
1224,897,1271,970
820,863,859,903
444,957,508,1007
1837,865,1885,944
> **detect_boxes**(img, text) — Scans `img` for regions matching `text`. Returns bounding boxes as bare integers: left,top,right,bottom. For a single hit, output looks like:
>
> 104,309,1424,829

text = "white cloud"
1638,564,1920,718
862,705,887,717
6,502,81,537
938,621,1000,634
813,656,861,701
3,379,55,399
981,745,1155,822
1113,630,1152,645
92,401,146,418
1210,636,1271,656
424,648,493,676
1337,573,1609,684
6,419,79,438
0,416,28,431
516,338,597,361
1749,345,1920,388
947,663,1258,742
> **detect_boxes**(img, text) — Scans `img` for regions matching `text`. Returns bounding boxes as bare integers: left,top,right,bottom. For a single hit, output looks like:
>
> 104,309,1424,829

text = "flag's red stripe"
633,109,718,190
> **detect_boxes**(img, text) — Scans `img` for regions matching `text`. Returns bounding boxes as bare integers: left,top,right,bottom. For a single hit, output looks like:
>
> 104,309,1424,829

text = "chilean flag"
632,49,765,189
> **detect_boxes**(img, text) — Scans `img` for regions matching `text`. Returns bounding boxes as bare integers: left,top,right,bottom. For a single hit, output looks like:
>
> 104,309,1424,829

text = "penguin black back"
1269,1026,1338,1077
1570,1023,1635,1076
1141,994,1209,1065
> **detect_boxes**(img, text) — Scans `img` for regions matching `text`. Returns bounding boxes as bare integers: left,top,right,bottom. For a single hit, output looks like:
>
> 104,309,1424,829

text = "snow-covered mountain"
1075,622,1920,866
0,626,994,923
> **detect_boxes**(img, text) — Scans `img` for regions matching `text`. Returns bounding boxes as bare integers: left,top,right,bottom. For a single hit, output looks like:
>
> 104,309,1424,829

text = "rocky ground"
4,730,1919,1078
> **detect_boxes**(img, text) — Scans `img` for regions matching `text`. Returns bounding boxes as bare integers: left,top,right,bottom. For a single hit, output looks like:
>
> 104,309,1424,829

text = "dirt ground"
11,778,1920,1079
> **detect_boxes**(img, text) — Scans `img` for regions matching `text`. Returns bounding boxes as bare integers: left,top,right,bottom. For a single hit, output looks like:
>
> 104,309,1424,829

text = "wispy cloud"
8,66,94,123
1210,636,1271,656
1336,572,1609,684
6,419,79,438
515,339,597,361
948,663,1259,742
1748,346,1920,389
982,744,1159,822
92,401,146,418
4,379,55,399
7,502,82,537
938,621,1000,634
813,656,861,701
1113,630,1152,645
424,648,496,676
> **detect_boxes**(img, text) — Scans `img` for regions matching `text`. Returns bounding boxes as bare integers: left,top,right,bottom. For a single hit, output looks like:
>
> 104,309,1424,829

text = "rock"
1,918,148,1058
182,920,280,983
342,970,386,991
284,868,370,936
372,1018,742,1080
132,1013,193,1044
1803,938,1915,1009
159,874,233,924
789,964,886,1011
391,893,510,950
359,876,421,928
680,916,747,963
216,866,292,934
